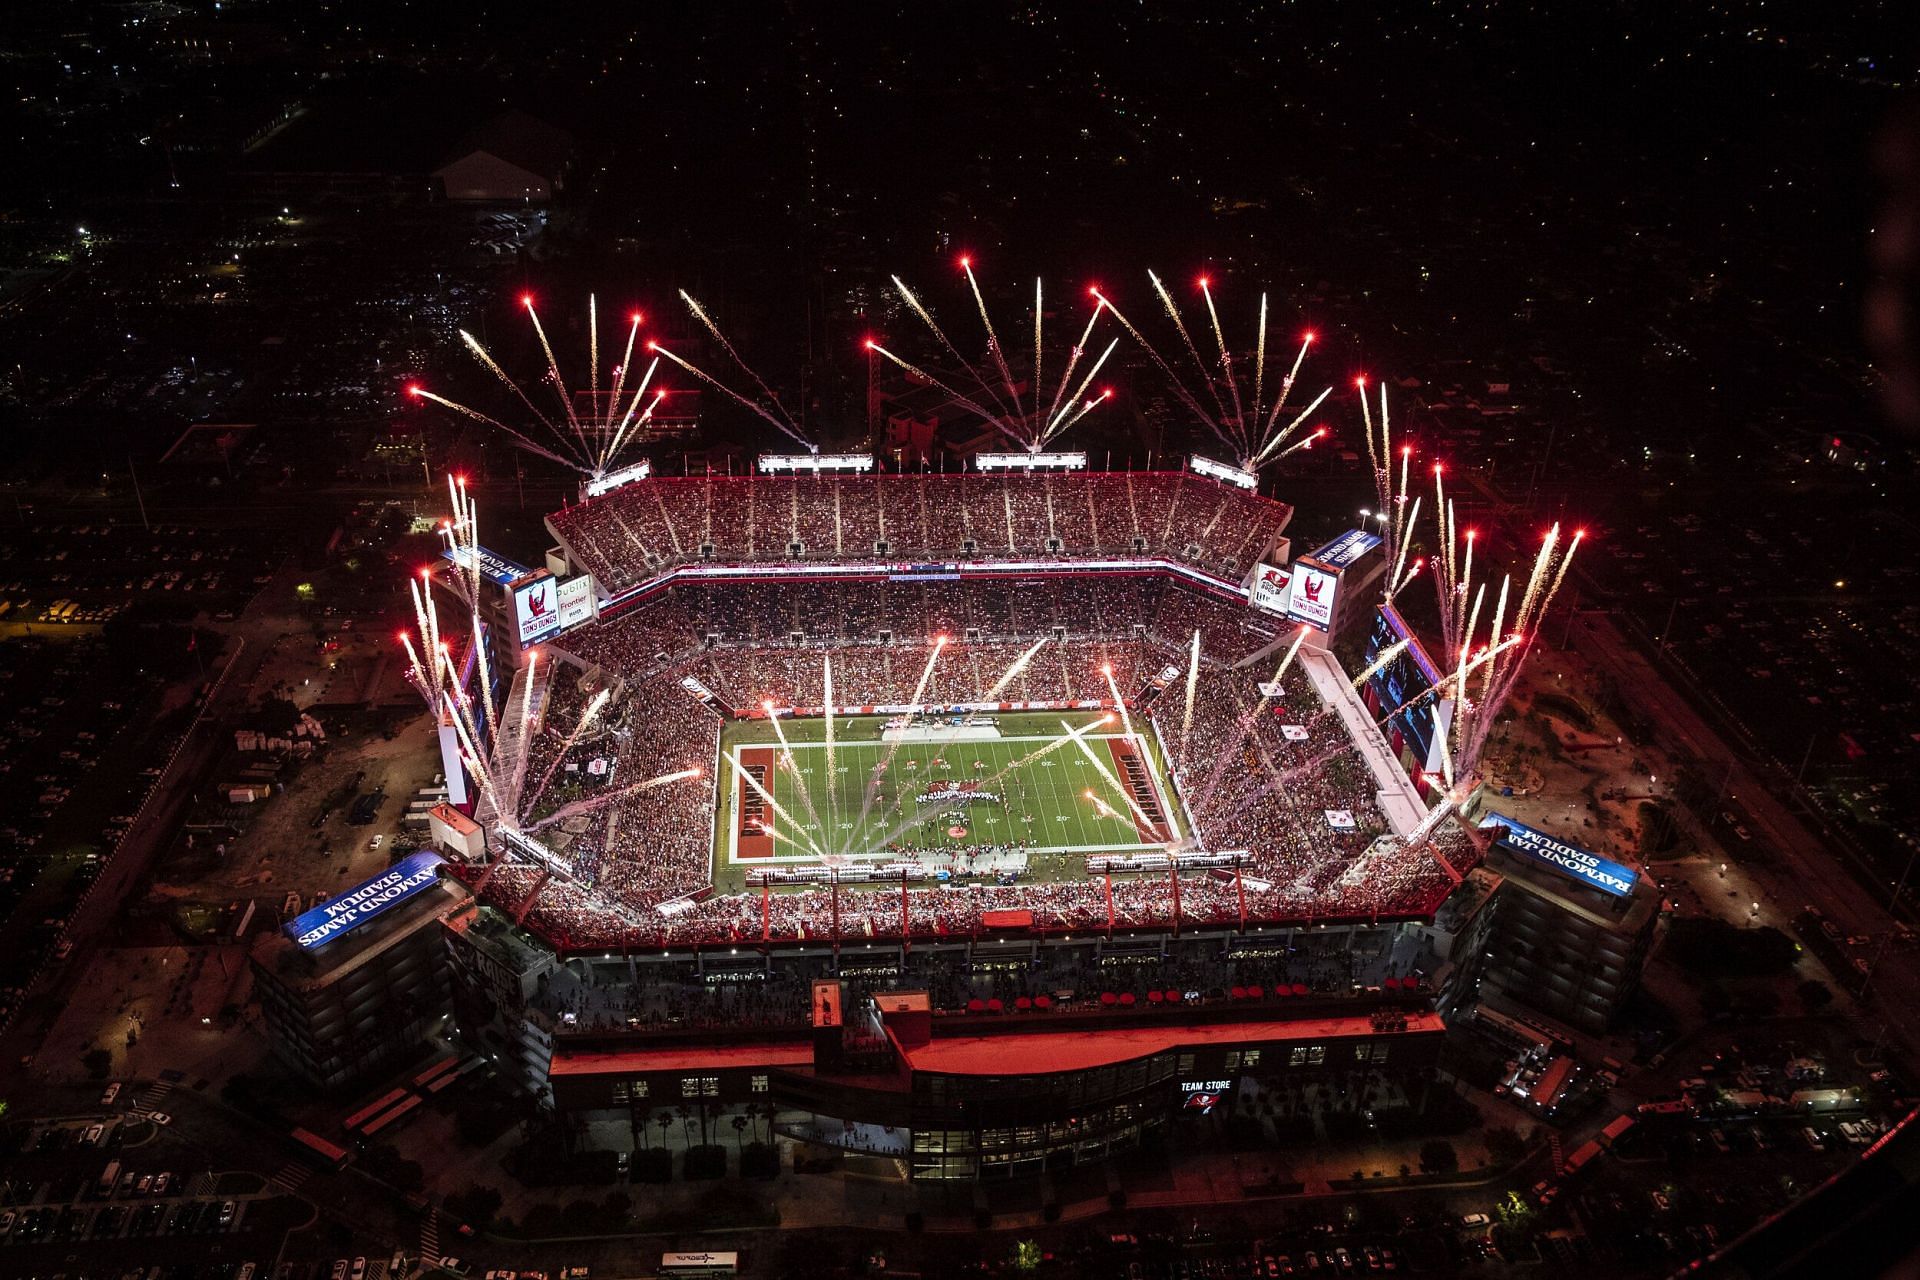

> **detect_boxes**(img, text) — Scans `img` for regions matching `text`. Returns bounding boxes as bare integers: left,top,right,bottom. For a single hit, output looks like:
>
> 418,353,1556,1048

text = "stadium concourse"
441,472,1481,955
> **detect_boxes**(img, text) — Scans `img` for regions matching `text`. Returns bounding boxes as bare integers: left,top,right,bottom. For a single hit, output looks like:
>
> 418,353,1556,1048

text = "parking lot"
0,1111,304,1280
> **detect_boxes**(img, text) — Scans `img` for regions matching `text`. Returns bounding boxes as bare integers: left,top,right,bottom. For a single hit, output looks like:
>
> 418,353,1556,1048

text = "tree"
255,696,302,737
559,1200,599,1235
445,1184,503,1227
732,1113,749,1153
1012,1241,1042,1272
1419,1140,1459,1174
81,1048,113,1080
1798,980,1834,1012
1485,1125,1527,1166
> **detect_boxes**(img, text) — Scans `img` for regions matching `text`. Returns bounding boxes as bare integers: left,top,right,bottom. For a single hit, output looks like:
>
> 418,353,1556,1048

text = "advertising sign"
1287,563,1338,630
1189,454,1258,490
1480,812,1639,898
758,452,873,473
888,563,961,582
512,572,562,646
1305,529,1383,571
584,460,650,499
555,574,597,629
441,544,533,587
1249,562,1293,617
1181,1079,1233,1114
1366,606,1445,768
975,451,1087,472
284,851,445,949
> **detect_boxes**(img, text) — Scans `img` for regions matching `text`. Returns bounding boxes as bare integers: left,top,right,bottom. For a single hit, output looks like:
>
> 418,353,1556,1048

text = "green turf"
715,710,1182,872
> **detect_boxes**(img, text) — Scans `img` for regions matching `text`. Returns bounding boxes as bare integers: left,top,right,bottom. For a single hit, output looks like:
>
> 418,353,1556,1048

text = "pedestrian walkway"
419,1208,441,1266
1548,1132,1565,1176
137,1078,175,1111
269,1162,312,1195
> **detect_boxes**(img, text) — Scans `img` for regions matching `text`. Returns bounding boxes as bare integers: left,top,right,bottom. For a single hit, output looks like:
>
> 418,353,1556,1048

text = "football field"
715,711,1182,876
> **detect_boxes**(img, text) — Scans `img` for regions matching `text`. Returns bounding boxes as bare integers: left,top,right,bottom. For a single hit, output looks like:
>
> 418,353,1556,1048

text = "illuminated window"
751,1075,769,1093
1243,1049,1262,1068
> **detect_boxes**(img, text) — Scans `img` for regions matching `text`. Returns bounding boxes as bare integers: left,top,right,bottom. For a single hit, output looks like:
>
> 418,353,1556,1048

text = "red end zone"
1105,736,1172,842
735,746,775,859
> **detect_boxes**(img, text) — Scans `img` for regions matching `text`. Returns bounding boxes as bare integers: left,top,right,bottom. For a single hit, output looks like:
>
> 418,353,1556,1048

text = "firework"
1423,507,1586,789
411,295,666,487
879,258,1116,452
649,291,816,451
1352,380,1427,608
1101,274,1332,472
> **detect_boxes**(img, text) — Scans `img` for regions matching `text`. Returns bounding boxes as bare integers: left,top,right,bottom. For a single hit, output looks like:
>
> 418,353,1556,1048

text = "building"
442,905,561,1103
433,110,574,203
251,853,472,1090
1432,810,1662,1034
545,982,1446,1181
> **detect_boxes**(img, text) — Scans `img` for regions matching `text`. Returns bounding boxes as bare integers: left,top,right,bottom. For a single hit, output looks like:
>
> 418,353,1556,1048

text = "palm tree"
732,1113,749,1154
655,1110,673,1152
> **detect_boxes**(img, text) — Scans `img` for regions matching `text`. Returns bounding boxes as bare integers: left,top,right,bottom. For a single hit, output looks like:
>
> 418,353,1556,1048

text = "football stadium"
417,466,1476,956
324,294,1630,1185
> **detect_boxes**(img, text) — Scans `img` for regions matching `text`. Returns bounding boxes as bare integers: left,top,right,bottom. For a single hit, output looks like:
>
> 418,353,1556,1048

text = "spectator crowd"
454,541,1478,952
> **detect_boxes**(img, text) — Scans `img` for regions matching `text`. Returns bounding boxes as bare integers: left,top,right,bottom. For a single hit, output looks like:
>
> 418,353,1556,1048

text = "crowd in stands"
456,568,1475,952
564,574,1282,684
546,470,1293,595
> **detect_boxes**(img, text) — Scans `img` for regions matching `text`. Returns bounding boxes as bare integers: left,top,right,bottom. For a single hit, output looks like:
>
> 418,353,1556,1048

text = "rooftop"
895,1009,1446,1077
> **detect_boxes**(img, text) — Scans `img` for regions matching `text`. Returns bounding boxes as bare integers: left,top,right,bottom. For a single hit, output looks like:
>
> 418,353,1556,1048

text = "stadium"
426,465,1481,959
344,298,1613,1184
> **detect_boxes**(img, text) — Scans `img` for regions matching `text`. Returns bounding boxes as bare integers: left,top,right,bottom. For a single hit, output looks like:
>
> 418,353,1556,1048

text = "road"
1567,610,1920,1058
2,579,293,1067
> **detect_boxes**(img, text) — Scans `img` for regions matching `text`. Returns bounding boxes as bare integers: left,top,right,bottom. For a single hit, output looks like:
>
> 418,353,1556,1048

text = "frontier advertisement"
512,572,562,646
284,851,445,949
1480,812,1639,898
555,574,597,629
1287,563,1338,630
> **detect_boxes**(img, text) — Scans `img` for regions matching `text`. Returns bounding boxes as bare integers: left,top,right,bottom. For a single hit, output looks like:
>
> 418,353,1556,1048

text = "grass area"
714,710,1181,883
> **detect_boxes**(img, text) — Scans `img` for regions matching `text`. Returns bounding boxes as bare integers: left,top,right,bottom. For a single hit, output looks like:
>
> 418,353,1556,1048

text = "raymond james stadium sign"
285,851,445,949
1481,813,1638,898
